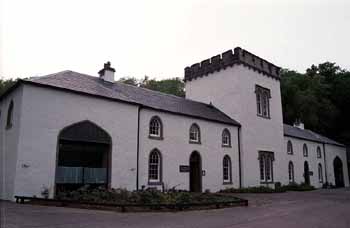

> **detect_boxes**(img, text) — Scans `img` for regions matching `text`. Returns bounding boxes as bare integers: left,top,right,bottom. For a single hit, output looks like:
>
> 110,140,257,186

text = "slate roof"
20,71,240,126
283,124,344,147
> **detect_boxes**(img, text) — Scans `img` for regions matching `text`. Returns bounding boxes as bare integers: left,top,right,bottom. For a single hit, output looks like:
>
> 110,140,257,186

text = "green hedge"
220,182,315,193
56,186,240,205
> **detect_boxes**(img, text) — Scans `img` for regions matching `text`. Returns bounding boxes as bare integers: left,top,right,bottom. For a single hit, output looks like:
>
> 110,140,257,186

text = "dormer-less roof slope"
184,47,281,82
283,124,344,147
6,71,240,126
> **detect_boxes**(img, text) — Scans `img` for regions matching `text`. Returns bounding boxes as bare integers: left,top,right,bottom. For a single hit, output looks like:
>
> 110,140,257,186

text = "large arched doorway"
304,161,310,185
55,121,112,194
334,157,345,188
189,151,202,192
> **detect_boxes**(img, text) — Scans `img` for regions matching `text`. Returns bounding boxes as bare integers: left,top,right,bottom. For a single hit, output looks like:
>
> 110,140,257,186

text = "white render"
186,64,285,187
1,51,349,201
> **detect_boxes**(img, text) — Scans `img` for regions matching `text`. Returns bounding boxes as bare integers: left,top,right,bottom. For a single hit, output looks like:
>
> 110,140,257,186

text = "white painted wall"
186,64,285,187
11,84,139,199
283,136,326,188
0,86,24,200
325,144,349,187
138,109,240,192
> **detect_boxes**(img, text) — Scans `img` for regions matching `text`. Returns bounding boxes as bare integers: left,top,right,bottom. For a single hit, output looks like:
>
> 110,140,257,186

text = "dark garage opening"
55,121,111,194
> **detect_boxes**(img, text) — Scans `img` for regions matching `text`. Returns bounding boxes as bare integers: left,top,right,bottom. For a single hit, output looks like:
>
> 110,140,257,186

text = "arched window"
288,161,294,183
318,164,323,183
149,116,162,139
223,155,232,183
189,123,200,143
6,100,14,129
287,140,293,155
303,144,308,157
317,146,322,158
148,149,161,183
222,129,231,147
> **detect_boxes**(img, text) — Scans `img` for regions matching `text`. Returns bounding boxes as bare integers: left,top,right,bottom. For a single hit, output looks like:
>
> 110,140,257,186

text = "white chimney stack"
293,119,305,130
98,61,115,83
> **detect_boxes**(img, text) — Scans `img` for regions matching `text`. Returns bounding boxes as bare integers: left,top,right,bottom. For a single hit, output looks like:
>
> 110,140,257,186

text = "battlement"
184,47,281,82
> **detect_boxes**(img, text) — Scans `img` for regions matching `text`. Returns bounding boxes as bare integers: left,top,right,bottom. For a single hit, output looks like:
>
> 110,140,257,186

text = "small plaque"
179,165,190,173
202,170,206,176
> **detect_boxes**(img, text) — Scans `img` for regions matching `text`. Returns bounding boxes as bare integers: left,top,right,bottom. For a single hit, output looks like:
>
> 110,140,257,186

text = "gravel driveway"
2,188,350,228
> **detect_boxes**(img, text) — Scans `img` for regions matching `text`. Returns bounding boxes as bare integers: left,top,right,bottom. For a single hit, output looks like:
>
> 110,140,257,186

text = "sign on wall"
179,165,190,173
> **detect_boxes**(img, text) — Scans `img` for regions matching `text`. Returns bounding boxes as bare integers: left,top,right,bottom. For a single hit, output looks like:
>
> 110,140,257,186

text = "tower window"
255,85,271,118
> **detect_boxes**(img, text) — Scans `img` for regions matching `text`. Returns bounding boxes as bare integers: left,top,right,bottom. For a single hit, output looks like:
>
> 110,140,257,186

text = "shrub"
55,186,239,205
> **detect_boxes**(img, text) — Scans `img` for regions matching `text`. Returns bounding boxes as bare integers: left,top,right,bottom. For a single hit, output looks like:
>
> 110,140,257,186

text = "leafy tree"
0,78,17,96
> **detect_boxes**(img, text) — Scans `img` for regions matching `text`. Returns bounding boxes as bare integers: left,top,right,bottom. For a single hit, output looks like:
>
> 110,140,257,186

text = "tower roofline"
184,47,281,82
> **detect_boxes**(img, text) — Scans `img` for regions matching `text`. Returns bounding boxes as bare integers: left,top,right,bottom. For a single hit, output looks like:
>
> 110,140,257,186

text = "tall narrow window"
259,156,266,182
317,146,322,158
255,85,271,118
149,116,162,139
318,164,323,183
189,123,200,143
287,140,293,155
148,149,161,184
222,129,231,147
288,161,294,182
223,155,232,183
259,151,274,183
6,100,14,129
303,144,308,157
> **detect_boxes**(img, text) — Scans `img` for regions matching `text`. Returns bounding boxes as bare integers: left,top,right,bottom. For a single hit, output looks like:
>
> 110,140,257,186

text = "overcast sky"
1,0,349,80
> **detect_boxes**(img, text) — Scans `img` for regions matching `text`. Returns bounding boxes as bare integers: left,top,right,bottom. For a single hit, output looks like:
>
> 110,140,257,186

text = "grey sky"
1,0,349,80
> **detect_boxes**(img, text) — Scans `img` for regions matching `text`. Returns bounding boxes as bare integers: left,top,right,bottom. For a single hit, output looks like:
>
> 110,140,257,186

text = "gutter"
323,143,328,184
238,126,242,188
136,105,142,191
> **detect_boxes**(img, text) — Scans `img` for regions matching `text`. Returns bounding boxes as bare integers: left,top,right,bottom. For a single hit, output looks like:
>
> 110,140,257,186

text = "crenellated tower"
184,47,286,187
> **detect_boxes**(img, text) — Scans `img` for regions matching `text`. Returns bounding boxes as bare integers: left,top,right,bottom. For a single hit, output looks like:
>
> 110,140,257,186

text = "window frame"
223,155,232,184
318,163,323,183
303,144,308,157
317,146,322,158
287,140,293,155
148,116,163,140
6,100,14,130
148,149,162,185
258,151,274,183
189,123,201,144
255,85,271,119
288,161,294,183
222,128,231,147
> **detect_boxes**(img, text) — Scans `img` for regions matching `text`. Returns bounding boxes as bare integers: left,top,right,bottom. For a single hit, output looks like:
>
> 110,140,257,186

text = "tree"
0,78,17,96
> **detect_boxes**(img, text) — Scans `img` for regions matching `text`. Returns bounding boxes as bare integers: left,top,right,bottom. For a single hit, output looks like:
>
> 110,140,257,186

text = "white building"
1,48,348,200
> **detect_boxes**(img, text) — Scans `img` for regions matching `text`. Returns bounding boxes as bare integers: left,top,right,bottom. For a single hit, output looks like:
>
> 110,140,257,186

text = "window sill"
148,135,163,140
223,181,233,185
189,140,201,145
260,181,274,184
148,181,162,186
222,145,232,148
257,114,271,119
287,153,293,155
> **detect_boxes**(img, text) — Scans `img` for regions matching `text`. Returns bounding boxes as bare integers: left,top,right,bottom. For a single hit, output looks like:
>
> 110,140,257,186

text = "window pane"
260,157,265,181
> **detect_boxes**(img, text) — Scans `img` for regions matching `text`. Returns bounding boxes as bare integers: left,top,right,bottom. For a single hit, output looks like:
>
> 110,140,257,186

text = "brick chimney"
98,61,115,82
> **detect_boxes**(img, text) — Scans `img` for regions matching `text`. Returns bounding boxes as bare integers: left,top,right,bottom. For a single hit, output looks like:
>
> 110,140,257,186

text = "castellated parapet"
184,47,281,82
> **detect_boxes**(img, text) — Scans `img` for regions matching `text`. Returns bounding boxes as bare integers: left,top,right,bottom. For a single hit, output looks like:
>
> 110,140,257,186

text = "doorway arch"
333,157,344,188
304,161,310,185
189,151,202,192
55,120,112,194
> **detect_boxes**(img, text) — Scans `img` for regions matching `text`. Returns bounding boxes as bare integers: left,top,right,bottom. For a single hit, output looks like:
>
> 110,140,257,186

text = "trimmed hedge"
220,182,315,194
56,186,241,205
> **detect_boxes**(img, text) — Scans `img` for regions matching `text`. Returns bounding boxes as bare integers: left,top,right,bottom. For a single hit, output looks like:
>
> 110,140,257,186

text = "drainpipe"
323,143,328,184
237,126,242,188
136,105,142,191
